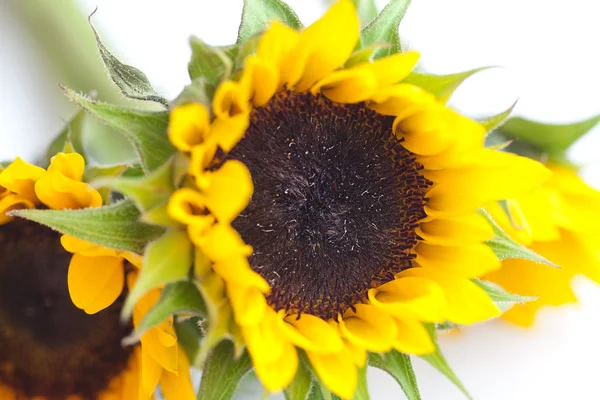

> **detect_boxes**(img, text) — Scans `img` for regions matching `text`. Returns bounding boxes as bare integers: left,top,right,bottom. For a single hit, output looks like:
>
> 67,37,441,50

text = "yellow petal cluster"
166,1,552,398
484,165,600,326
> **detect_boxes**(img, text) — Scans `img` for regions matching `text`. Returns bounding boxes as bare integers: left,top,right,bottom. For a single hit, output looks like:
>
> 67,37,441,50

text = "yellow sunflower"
167,1,551,397
0,153,194,399
484,164,600,326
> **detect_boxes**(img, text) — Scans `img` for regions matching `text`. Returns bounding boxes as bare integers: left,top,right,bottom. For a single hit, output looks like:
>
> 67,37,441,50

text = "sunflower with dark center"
0,154,194,399
167,1,551,397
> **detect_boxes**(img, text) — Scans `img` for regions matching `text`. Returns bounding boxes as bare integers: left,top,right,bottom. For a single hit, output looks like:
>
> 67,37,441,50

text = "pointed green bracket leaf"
11,199,164,254
175,317,203,364
285,359,314,400
84,163,129,204
188,36,233,85
237,0,303,43
45,109,86,167
479,101,518,133
61,86,175,172
498,115,600,156
360,0,410,58
125,281,206,344
122,229,193,320
172,78,215,108
420,324,471,399
473,279,536,313
92,157,175,212
197,340,253,400
88,10,168,106
345,42,391,68
480,210,558,268
353,367,369,400
369,351,421,400
352,0,378,27
402,67,491,103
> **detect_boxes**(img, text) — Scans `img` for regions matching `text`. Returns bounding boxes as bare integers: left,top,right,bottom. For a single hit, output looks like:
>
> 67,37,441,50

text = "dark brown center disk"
226,90,431,320
0,218,132,399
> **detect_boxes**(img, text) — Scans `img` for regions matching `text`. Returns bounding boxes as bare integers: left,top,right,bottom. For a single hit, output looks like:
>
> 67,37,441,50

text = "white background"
1,0,600,399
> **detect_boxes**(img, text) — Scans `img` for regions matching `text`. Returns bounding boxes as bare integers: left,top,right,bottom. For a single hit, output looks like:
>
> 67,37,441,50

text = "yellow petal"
312,68,378,103
281,0,359,91
159,347,196,400
253,340,299,392
307,347,357,400
167,187,213,226
243,55,279,107
415,242,500,278
140,344,163,398
400,267,500,324
35,171,102,209
196,160,254,224
393,105,456,156
0,193,34,224
168,103,211,152
339,303,397,352
192,223,252,262
209,114,250,153
417,212,494,246
366,51,420,87
188,140,219,177
368,276,446,322
0,157,46,202
67,254,124,314
242,309,288,365
227,282,268,326
258,20,300,69
280,312,344,354
212,80,251,119
393,319,434,355
213,255,269,292
48,152,85,181
368,84,434,116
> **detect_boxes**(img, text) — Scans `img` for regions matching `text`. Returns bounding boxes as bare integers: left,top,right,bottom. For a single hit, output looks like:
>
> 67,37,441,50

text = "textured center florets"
227,90,431,320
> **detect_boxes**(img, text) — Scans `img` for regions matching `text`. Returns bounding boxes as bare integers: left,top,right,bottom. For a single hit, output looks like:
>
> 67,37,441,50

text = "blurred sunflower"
167,0,551,397
484,165,600,326
0,153,194,399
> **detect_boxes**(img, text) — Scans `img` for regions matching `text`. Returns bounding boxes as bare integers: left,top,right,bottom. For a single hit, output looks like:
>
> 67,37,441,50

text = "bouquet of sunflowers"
1,0,599,399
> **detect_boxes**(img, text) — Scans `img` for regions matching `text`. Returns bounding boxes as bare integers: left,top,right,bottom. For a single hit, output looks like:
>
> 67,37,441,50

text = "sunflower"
166,1,551,397
484,165,600,326
0,153,194,399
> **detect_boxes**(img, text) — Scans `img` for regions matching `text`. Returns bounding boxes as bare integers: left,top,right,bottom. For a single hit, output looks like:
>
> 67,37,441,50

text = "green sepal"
352,0,378,27
61,86,175,172
93,157,175,212
124,281,207,345
360,0,411,58
479,101,518,133
420,324,471,399
284,359,314,400
473,279,536,313
10,199,163,254
172,78,215,109
197,340,252,400
44,109,86,167
344,42,391,68
175,317,203,363
122,229,193,320
237,0,303,43
188,36,233,86
235,33,263,71
84,163,129,204
140,201,180,228
88,11,168,106
369,351,421,400
480,210,558,267
498,115,600,157
402,67,491,103
352,367,369,400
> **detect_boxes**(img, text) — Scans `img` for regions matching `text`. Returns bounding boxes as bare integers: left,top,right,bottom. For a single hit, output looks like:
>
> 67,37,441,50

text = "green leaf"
11,199,163,254
479,101,518,133
369,351,421,400
93,157,175,212
84,163,129,204
237,0,303,43
480,210,558,267
285,360,314,400
61,86,175,172
360,0,411,58
352,0,378,27
88,11,168,106
344,42,391,68
473,279,536,313
235,33,263,70
402,67,491,103
44,109,86,167
188,36,233,85
498,115,600,156
122,229,193,320
197,340,252,400
353,367,369,400
420,324,471,399
126,281,206,343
